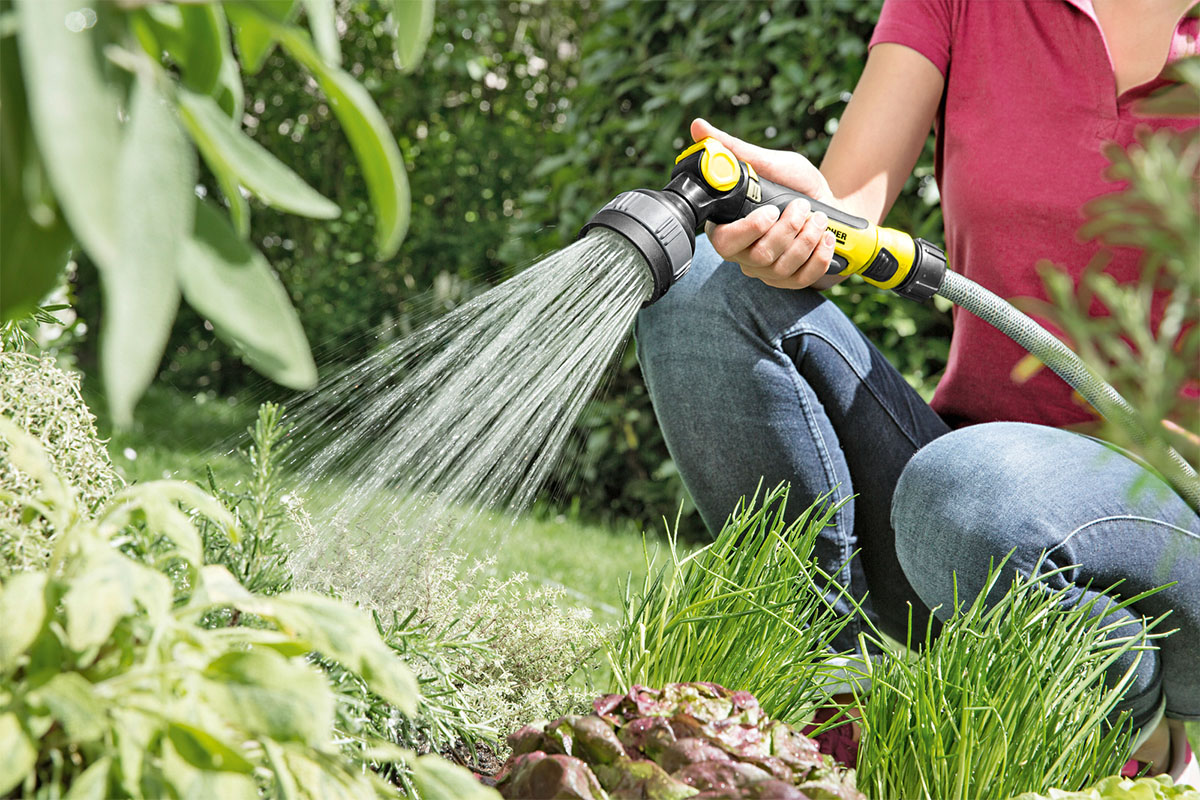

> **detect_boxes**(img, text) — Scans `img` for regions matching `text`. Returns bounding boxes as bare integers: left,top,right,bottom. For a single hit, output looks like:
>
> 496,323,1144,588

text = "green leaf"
176,4,225,94
62,550,136,651
412,753,503,800
63,757,111,800
178,89,339,220
202,650,333,745
166,721,256,774
225,1,295,74
0,713,36,796
27,672,107,742
17,0,122,269
267,592,420,714
112,709,153,796
301,0,340,66
388,0,434,72
0,35,73,322
0,571,47,672
98,481,239,561
273,23,409,257
178,201,316,389
104,72,194,427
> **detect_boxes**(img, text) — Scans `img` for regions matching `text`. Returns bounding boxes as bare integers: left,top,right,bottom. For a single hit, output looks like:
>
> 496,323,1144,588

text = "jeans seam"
775,323,926,452
1047,515,1200,560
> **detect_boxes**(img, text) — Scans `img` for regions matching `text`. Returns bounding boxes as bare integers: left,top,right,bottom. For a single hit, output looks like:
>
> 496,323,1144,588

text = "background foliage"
4,0,428,425
72,0,947,536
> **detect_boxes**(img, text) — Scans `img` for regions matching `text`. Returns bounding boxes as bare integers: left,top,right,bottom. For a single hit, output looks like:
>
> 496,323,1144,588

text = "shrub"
0,414,497,799
0,349,120,574
3,0,431,422
293,533,607,761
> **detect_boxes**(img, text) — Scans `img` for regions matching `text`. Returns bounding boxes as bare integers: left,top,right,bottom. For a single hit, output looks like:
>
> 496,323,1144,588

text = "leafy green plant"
607,484,857,725
1025,58,1200,508
854,561,1167,800
0,413,497,799
498,682,865,800
1,0,432,424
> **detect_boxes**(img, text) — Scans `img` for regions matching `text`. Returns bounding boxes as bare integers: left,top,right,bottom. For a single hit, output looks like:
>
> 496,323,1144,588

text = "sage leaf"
388,0,434,72
274,24,409,257
27,672,107,742
178,89,339,220
166,721,256,774
301,0,340,66
178,201,317,390
0,712,36,796
225,1,295,74
0,571,47,672
413,753,503,800
62,551,135,651
268,592,420,714
0,35,73,321
62,757,110,800
105,73,193,426
175,4,224,94
202,649,333,745
17,0,122,269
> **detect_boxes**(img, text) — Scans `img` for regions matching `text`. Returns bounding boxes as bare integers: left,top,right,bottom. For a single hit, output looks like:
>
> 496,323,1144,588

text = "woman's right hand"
691,119,840,290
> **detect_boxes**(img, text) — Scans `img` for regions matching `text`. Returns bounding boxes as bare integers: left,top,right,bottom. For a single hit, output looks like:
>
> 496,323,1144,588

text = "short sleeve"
869,0,954,78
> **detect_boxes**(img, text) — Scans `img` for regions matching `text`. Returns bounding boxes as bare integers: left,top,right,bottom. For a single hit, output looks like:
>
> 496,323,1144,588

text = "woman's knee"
890,422,1060,615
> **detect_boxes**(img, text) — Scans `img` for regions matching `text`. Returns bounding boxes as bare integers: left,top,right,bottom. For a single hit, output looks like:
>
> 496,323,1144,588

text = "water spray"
581,137,1200,510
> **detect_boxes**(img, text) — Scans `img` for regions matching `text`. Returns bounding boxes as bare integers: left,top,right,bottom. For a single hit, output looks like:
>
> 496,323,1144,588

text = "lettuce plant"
498,682,864,800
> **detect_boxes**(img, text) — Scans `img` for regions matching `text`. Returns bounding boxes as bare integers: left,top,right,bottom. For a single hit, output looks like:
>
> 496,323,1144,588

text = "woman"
635,0,1199,781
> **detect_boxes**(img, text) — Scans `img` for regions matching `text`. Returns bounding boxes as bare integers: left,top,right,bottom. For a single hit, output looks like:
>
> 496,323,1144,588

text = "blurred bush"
72,0,948,536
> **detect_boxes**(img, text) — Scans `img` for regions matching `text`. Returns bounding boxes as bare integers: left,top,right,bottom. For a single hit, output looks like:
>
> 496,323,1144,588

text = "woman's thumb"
690,118,813,190
691,119,779,172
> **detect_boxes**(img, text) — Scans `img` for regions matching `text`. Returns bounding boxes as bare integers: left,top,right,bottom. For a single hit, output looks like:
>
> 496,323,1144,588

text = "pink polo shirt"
870,0,1198,428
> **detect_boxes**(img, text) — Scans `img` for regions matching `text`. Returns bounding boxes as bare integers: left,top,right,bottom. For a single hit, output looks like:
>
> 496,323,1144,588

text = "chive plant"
607,483,861,724
855,560,1169,800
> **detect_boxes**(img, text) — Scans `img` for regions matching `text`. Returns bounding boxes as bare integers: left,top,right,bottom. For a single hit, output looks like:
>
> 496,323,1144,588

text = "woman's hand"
691,119,839,290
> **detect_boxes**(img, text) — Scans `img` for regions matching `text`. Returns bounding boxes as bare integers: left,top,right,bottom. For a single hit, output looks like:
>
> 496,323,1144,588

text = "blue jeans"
635,236,1200,728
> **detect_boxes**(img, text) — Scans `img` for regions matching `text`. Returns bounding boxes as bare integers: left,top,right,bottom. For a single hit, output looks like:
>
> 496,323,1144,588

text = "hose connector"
894,239,948,301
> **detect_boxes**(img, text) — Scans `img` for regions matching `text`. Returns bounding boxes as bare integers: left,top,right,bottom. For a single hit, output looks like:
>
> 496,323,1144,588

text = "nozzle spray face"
579,190,697,304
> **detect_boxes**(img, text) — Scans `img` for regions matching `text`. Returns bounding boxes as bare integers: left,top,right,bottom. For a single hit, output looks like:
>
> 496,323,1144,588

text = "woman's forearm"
820,42,945,226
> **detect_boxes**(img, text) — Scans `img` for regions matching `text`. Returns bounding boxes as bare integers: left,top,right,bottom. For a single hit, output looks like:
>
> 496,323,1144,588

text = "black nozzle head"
579,189,697,305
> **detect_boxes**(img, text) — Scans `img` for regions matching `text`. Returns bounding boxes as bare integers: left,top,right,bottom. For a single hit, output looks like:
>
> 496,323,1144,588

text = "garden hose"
580,137,1200,510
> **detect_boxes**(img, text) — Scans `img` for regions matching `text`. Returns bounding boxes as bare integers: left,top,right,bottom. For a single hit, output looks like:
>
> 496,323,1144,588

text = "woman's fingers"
743,199,812,270
716,199,836,289
708,205,782,257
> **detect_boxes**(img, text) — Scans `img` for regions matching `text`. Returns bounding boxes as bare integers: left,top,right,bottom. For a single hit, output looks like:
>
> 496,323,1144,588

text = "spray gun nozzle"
578,190,698,304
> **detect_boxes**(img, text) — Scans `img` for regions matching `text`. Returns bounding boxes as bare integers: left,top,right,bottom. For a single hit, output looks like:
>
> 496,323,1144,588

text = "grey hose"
936,270,1200,512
